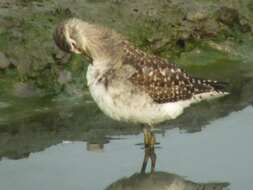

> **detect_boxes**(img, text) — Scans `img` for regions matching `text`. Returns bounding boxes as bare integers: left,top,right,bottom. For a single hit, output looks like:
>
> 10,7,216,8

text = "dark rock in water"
0,52,10,69
13,82,42,97
216,7,240,27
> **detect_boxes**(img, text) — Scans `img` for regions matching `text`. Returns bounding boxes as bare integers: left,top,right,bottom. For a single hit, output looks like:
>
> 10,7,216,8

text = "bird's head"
53,18,123,63
53,18,87,55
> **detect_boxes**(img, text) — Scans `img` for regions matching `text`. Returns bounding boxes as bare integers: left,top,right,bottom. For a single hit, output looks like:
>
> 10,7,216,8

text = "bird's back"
121,41,228,104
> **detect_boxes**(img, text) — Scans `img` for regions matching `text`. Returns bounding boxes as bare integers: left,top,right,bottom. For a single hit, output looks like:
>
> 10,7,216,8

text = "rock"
13,82,41,97
216,7,240,27
207,41,235,55
53,7,73,17
240,23,251,33
52,49,71,65
186,10,208,22
0,102,10,109
239,19,251,33
8,58,18,68
57,70,72,85
111,0,123,3
202,19,220,37
0,52,10,69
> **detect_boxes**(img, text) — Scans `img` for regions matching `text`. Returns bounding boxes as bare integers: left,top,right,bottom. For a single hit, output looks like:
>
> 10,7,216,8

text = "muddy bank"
0,0,252,97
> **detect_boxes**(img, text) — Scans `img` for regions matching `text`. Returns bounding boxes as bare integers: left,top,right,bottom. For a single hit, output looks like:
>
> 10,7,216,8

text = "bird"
53,18,228,154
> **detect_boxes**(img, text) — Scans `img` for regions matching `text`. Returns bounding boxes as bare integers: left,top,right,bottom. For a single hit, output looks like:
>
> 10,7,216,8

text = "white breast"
86,65,227,126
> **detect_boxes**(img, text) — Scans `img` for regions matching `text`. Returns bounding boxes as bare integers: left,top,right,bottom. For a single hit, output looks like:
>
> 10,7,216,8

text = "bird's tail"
206,80,229,92
194,77,230,94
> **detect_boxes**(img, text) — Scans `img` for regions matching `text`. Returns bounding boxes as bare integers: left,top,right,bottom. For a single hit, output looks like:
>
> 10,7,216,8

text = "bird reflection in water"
105,143,229,190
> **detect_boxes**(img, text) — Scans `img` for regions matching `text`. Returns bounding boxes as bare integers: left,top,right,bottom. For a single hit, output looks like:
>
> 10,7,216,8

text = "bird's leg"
143,126,156,148
141,126,157,173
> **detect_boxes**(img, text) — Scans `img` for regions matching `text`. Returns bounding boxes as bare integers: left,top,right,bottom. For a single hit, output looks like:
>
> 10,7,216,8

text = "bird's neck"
91,55,124,78
84,41,124,75
76,22,124,71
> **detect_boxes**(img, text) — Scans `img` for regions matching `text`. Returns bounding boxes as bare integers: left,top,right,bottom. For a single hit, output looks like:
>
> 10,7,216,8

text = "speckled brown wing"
122,42,225,103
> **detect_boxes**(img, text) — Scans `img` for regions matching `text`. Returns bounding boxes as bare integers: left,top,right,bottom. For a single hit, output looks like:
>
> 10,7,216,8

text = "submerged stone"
0,52,10,69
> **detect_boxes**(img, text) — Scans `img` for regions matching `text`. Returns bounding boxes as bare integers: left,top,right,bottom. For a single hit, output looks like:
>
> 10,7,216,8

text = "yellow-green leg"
143,126,156,148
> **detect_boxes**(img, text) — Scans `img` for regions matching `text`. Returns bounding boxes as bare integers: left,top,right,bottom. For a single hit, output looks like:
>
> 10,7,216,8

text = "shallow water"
1,59,253,190
1,55,253,190
0,105,252,190
1,66,253,190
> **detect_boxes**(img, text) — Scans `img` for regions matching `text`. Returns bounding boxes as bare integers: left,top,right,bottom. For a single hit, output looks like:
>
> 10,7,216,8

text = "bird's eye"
71,42,82,53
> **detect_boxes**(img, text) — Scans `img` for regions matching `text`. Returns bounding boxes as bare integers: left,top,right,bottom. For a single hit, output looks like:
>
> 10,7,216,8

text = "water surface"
0,100,253,190
1,26,253,190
